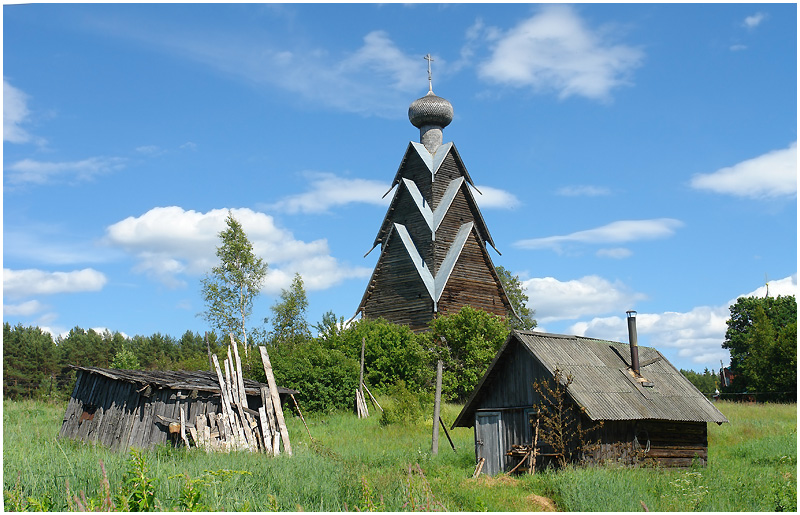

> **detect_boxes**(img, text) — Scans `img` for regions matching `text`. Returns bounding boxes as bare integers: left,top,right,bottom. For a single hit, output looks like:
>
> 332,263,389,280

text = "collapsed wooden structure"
59,343,296,454
452,330,729,475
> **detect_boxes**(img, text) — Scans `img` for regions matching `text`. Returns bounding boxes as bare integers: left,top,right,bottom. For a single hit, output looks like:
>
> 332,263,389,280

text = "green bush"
324,318,432,393
264,339,359,413
379,380,428,426
426,306,510,401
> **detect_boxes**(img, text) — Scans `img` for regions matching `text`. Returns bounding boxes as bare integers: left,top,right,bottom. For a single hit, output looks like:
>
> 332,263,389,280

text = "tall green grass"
3,399,796,511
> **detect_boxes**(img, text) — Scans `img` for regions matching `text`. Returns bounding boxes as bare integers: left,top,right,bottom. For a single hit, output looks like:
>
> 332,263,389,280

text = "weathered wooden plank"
259,346,292,455
230,335,249,410
258,406,273,455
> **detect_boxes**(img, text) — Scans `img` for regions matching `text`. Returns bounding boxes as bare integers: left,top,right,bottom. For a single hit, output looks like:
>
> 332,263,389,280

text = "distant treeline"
2,307,515,411
3,323,225,401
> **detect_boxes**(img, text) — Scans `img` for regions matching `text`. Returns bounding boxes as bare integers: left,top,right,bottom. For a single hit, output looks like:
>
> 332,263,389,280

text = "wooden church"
355,60,515,330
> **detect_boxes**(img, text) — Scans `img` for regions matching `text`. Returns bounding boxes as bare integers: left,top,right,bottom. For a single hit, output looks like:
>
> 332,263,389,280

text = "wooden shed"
452,330,729,475
59,366,296,451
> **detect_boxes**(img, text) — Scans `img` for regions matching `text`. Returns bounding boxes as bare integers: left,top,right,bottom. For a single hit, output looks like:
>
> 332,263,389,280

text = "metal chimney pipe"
626,310,640,376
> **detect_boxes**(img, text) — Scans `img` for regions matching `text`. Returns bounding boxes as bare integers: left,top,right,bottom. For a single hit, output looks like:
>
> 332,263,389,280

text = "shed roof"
70,366,298,397
453,331,728,427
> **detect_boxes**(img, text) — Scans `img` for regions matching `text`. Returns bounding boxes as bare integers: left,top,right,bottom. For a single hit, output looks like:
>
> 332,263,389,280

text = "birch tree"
201,212,268,352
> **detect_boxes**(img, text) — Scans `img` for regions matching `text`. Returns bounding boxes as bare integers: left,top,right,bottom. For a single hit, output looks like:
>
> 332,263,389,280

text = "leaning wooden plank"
180,407,191,448
212,354,244,449
188,426,199,449
196,415,207,451
235,403,256,451
354,389,363,418
260,386,280,455
363,383,383,412
230,334,249,410
290,394,313,441
472,457,486,478
260,387,278,435
224,355,237,407
258,406,273,455
218,412,232,444
259,346,292,455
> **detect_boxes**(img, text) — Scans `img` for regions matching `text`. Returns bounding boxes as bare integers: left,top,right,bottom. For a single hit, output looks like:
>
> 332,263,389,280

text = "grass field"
3,399,796,511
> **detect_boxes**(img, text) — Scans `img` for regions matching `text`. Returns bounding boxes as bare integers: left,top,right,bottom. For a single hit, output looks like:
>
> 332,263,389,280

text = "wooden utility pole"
359,337,366,401
205,332,213,372
431,359,443,455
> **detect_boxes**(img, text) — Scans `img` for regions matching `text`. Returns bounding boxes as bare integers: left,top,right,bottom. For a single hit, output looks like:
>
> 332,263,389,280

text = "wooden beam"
259,346,292,455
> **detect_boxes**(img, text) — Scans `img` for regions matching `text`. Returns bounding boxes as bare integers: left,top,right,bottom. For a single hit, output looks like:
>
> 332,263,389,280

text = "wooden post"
259,346,292,456
359,337,366,417
205,332,213,373
530,411,540,474
431,359,443,455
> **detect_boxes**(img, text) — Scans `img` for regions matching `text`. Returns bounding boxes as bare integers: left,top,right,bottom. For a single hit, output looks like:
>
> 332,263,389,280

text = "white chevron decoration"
393,221,474,311
410,141,453,181
401,177,464,241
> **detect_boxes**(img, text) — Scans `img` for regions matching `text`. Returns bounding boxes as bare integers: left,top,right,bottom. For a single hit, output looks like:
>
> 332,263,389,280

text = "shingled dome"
408,90,453,129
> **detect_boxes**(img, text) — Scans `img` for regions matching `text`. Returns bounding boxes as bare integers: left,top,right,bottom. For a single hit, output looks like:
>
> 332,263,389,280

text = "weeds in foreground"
4,449,252,512
402,463,446,512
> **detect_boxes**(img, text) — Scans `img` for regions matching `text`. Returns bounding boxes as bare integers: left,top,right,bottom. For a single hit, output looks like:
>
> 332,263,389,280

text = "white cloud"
478,5,644,100
566,274,797,368
556,185,612,197
729,44,747,52
690,142,797,199
5,157,126,185
596,247,632,259
522,275,647,323
514,218,683,252
4,268,108,298
267,173,391,214
3,79,34,144
93,19,423,118
338,31,419,92
743,12,767,29
105,206,371,292
135,145,165,156
3,300,47,317
473,184,521,209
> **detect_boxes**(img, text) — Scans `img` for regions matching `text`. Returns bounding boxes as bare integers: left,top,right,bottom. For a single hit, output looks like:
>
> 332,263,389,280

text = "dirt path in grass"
527,493,558,511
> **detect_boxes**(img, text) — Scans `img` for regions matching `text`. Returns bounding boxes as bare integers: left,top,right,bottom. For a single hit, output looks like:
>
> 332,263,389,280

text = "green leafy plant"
121,450,156,511
379,380,427,427
427,306,510,401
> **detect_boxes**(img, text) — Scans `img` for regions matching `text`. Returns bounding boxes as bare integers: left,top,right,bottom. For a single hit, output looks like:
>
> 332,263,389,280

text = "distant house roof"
453,331,728,427
70,366,298,396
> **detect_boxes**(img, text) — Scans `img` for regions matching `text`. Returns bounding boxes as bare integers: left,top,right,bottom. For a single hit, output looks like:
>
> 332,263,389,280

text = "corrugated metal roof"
453,331,728,427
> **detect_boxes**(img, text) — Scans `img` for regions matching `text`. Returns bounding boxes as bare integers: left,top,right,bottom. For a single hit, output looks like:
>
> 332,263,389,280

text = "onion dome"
408,90,454,129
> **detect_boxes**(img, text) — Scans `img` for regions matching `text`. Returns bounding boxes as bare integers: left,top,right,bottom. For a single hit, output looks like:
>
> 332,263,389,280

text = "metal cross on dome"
424,53,434,92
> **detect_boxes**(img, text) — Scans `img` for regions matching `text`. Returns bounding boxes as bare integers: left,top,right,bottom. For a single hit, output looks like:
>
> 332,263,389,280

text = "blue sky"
3,3,796,372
